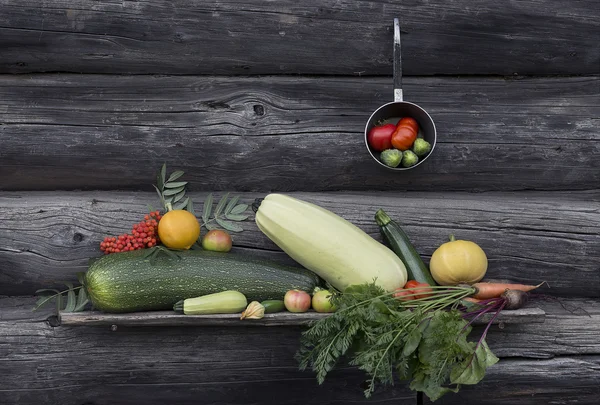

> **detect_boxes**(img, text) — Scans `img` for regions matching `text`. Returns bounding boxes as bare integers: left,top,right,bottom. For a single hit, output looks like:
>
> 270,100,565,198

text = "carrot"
471,282,545,300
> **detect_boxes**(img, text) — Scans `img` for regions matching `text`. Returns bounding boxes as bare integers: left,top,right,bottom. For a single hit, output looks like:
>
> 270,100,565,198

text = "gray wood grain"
483,297,600,359
424,356,600,405
4,296,598,358
0,1,598,75
58,307,546,327
1,74,598,192
1,190,598,297
0,299,413,405
2,296,600,405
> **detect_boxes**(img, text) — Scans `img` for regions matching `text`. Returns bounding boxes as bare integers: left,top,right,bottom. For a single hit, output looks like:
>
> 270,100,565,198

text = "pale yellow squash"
255,194,407,292
429,235,488,285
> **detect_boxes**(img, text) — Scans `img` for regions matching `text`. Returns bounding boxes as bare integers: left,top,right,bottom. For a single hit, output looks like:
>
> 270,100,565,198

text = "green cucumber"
174,291,248,315
375,209,437,286
85,249,322,313
261,299,286,313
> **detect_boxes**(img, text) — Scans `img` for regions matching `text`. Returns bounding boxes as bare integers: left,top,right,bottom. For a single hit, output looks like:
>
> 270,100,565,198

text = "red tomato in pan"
391,117,419,151
397,117,419,134
367,123,396,152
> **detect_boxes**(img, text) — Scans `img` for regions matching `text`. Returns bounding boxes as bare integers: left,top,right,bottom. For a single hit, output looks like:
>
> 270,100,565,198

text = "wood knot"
73,233,85,243
253,104,265,116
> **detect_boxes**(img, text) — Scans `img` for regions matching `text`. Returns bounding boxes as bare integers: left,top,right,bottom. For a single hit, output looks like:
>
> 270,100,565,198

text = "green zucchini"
375,209,437,286
261,299,286,313
85,249,322,313
173,290,248,315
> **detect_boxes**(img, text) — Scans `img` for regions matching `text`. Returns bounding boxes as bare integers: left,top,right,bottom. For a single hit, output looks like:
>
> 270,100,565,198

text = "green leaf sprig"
33,273,89,313
201,192,249,233
296,283,498,401
154,163,191,212
153,164,249,233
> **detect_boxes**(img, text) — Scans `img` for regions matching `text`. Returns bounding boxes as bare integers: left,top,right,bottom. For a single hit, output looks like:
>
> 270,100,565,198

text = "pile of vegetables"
367,117,432,168
254,195,541,400
34,165,545,402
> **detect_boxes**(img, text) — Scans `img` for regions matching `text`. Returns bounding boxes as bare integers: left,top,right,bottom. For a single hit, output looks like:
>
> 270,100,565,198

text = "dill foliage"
296,283,498,401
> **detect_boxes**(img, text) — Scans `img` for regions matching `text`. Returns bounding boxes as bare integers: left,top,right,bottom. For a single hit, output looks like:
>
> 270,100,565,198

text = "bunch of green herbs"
296,283,498,401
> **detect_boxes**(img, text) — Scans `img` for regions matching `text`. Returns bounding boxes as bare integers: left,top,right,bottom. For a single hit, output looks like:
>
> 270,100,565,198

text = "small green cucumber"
261,299,286,313
174,290,248,315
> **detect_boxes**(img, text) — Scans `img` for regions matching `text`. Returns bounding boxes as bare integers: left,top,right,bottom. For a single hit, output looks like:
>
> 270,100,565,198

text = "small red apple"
201,229,232,252
284,290,311,313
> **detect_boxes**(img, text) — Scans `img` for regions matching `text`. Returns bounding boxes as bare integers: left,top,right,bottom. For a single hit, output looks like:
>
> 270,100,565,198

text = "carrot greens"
296,282,498,401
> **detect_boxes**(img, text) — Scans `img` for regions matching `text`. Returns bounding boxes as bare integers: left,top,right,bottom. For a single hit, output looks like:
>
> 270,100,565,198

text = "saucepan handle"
393,18,403,102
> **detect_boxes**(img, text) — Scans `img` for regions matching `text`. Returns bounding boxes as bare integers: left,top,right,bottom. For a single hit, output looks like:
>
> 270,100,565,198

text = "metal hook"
393,18,403,102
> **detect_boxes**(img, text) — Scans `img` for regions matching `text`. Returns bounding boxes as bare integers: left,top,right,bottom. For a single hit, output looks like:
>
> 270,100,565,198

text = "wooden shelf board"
59,307,546,327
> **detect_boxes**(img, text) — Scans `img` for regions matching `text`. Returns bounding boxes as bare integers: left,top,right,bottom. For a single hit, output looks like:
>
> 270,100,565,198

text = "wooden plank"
0,190,598,297
0,1,598,75
424,356,600,405
1,296,598,405
0,300,414,405
484,297,600,359
58,307,546,327
4,296,598,357
1,74,598,192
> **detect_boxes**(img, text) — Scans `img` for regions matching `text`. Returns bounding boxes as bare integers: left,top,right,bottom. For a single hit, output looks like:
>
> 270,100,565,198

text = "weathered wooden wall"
1,191,598,297
2,296,600,404
1,0,599,404
1,75,598,192
1,0,598,75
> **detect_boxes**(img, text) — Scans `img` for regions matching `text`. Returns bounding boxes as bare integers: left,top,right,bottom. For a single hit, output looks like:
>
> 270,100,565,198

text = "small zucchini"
375,209,437,286
260,299,286,313
174,290,248,315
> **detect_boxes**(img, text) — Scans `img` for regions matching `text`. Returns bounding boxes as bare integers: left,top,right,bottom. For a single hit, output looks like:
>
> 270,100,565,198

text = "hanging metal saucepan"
364,18,437,170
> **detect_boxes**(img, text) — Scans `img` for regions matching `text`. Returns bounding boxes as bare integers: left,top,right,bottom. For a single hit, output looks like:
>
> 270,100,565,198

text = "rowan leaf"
216,218,243,232
74,288,88,312
224,196,240,214
167,170,185,182
164,181,188,188
163,186,185,196
202,193,213,225
172,190,186,203
230,204,248,215
173,197,190,211
64,283,77,312
214,193,230,217
225,213,249,221
160,163,167,187
187,199,195,215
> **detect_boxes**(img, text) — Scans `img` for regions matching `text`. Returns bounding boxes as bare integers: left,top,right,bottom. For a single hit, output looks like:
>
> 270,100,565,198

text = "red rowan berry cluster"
99,211,163,254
